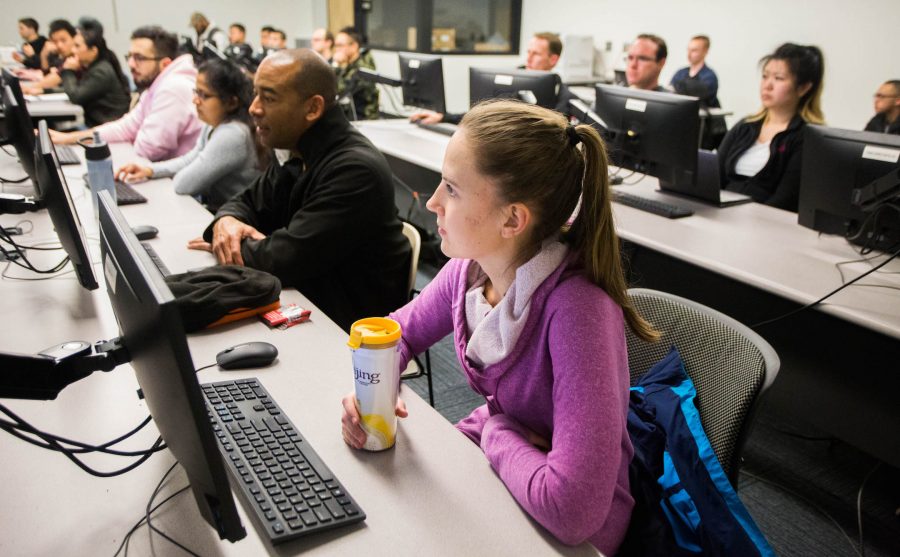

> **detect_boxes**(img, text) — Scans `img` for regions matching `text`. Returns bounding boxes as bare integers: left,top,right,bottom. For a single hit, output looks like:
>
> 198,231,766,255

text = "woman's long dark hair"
77,19,130,97
197,58,269,168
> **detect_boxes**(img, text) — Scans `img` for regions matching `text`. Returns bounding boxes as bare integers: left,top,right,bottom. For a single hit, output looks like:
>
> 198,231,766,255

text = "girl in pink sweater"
341,99,658,554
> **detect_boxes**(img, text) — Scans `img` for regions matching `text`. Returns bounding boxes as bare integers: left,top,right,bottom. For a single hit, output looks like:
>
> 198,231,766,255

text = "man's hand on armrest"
203,216,266,267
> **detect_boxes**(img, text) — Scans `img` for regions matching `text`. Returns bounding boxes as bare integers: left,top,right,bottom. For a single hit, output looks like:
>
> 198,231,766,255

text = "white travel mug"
348,317,402,451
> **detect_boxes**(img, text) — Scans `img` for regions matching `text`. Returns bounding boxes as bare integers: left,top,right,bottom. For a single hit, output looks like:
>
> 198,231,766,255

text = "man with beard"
50,26,200,162
188,49,410,330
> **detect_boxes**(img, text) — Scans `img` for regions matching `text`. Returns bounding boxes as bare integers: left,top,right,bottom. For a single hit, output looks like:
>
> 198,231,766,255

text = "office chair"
399,222,434,406
625,288,780,487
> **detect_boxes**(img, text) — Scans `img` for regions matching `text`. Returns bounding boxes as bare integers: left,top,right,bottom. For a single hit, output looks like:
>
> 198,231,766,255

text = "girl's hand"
341,392,408,449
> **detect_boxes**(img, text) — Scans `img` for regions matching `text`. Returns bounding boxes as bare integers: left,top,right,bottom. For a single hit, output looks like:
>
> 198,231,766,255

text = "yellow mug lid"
347,317,402,349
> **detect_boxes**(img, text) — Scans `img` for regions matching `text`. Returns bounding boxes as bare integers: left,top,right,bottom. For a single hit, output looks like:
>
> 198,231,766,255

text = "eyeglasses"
626,54,657,64
874,93,898,99
192,88,219,101
124,52,163,63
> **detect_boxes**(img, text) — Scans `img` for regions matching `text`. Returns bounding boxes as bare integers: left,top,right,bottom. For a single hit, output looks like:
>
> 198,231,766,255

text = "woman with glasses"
116,58,262,211
717,43,825,212
59,19,130,127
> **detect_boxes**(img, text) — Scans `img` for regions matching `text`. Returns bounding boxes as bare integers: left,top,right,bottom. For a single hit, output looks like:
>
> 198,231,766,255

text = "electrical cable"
0,227,70,274
143,463,201,557
622,172,647,186
856,462,881,557
741,470,862,557
751,245,900,329
0,407,157,455
113,462,191,557
0,413,167,457
618,168,638,181
1,263,74,281
0,174,29,183
0,403,164,477
194,362,217,374
834,247,900,284
849,204,900,256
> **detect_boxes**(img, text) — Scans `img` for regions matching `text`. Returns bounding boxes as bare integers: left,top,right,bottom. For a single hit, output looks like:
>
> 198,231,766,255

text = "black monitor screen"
2,85,36,184
34,120,98,290
1,68,30,120
399,52,446,114
469,67,560,110
799,125,900,252
594,84,700,187
97,191,246,542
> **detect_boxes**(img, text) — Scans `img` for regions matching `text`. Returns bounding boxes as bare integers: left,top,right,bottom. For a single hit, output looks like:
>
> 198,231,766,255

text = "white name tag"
494,74,514,86
861,145,900,163
408,59,420,69
625,98,647,112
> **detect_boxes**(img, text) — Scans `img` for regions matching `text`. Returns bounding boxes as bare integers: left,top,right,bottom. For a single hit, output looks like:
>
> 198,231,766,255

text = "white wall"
518,0,899,129
1,0,325,64
378,0,899,128
5,0,897,129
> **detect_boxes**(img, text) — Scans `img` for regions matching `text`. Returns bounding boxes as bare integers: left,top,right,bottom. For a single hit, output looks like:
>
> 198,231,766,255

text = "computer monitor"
97,191,246,542
398,52,446,114
798,125,900,252
1,85,37,184
594,84,700,188
33,120,98,290
468,67,560,110
1,68,30,117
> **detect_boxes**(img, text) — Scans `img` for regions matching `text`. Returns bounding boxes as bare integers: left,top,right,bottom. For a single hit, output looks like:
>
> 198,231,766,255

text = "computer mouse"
216,341,279,370
131,224,158,241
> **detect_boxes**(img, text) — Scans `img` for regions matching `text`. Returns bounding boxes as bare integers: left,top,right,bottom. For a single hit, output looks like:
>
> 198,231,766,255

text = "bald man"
189,49,410,330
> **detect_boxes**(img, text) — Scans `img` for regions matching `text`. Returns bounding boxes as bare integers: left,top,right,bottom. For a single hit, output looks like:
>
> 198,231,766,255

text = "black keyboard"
414,121,456,137
140,241,171,277
115,180,147,205
201,378,365,544
82,176,148,206
612,190,694,219
56,144,81,165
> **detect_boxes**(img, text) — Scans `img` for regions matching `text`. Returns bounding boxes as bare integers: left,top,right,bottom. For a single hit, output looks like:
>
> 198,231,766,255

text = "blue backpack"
619,347,775,557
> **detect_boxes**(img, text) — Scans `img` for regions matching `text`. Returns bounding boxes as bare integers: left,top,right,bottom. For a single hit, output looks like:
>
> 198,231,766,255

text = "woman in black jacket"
718,43,824,212
59,21,131,127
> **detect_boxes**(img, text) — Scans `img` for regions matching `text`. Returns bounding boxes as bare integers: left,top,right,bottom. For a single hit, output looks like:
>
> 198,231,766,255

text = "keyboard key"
299,510,317,526
325,499,346,519
313,507,332,523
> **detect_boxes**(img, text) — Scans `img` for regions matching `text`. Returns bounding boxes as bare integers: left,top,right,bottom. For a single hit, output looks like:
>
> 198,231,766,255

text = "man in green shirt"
333,27,379,120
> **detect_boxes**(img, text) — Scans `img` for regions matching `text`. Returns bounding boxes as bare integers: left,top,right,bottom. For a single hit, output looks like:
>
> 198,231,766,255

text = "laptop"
659,150,753,207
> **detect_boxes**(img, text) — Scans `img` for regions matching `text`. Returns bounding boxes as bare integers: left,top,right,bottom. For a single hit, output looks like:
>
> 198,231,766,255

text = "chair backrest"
626,288,780,485
400,222,421,297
